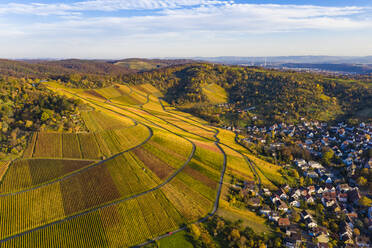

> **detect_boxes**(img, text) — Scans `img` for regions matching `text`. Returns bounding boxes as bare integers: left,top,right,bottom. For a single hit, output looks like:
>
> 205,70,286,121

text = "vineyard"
23,124,150,160
0,82,284,247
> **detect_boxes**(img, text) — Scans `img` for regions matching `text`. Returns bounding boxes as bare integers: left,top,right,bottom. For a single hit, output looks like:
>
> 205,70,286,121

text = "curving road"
0,89,197,243
132,97,229,247
0,125,153,197
133,96,272,247
0,86,239,246
0,93,150,197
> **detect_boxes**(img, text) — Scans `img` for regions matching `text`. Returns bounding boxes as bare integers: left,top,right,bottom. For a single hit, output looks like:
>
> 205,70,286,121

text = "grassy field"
221,144,255,181
217,207,272,235
158,230,193,248
201,83,228,104
246,154,285,187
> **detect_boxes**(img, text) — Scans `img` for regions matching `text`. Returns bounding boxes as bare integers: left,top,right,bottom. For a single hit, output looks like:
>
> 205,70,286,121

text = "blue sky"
0,0,371,59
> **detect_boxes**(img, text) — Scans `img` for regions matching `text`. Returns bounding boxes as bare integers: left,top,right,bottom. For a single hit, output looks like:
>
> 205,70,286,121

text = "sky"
0,0,372,59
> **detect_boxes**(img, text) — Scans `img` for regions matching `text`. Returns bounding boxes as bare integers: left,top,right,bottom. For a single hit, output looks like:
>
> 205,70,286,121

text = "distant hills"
112,58,195,71
194,56,372,65
2,56,372,76
0,58,370,123
193,56,372,74
0,58,194,78
121,63,372,124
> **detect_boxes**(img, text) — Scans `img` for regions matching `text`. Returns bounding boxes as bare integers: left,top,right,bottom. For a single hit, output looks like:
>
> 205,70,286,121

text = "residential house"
307,186,315,195
348,188,361,203
248,197,261,207
290,200,300,207
316,186,324,195
301,189,308,197
305,195,315,204
339,222,353,245
295,159,306,167
259,205,271,216
338,193,348,203
306,219,317,228
272,195,281,204
301,210,311,220
278,201,289,212
269,211,280,222
308,161,324,169
337,184,351,192
280,191,288,200
317,243,329,248
263,188,272,196
322,191,337,207
285,233,302,248
278,217,291,227
307,171,319,178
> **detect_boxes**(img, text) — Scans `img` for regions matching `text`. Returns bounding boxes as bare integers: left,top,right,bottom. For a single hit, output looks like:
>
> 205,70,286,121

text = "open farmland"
0,82,286,247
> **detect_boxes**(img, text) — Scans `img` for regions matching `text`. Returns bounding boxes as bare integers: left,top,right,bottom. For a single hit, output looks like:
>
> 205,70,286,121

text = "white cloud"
9,3,370,34
0,1,371,58
0,0,227,16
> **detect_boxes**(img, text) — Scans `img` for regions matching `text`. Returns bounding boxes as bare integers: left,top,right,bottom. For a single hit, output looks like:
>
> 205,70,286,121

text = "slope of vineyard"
0,159,94,193
24,124,150,160
0,82,281,247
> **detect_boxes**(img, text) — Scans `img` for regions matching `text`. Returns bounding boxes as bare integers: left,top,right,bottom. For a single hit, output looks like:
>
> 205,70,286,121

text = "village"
242,121,371,169
227,121,372,248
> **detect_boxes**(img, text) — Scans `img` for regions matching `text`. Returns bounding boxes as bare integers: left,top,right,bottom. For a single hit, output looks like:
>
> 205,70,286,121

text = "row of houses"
244,121,372,170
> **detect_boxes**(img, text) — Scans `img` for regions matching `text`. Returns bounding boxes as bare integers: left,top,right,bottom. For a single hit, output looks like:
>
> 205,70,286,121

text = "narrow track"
134,130,227,248
157,97,260,187
83,91,228,248
234,132,278,189
0,90,197,243
0,97,150,197
131,97,229,247
134,96,274,247
1,86,241,246
0,139,196,244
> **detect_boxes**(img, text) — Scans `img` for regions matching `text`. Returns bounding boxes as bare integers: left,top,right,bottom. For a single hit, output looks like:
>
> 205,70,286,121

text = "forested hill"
122,64,372,124
0,59,194,88
1,59,371,124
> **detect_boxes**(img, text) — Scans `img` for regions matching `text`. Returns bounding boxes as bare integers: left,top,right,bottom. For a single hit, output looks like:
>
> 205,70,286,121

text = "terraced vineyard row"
0,111,199,241
0,159,94,193
23,124,149,160
1,190,185,247
81,110,134,131
0,83,275,248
